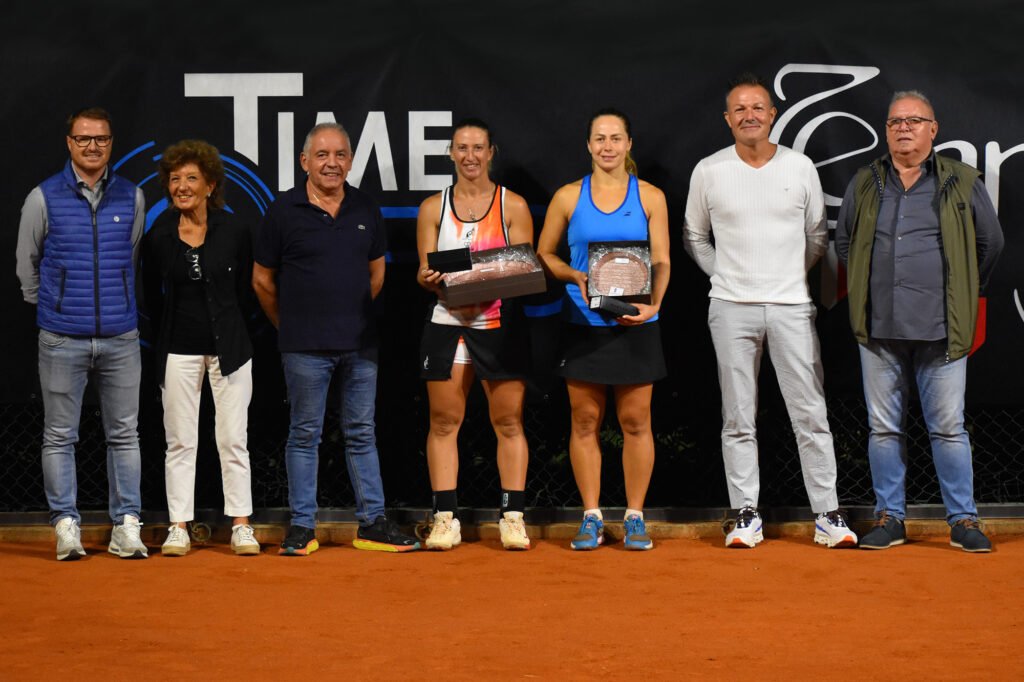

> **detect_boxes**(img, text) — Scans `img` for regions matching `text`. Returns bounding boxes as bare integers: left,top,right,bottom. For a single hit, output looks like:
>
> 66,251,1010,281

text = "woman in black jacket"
141,139,258,557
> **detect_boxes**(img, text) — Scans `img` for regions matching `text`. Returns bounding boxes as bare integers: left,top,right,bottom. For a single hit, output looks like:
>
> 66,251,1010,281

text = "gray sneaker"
108,515,149,559
859,512,906,550
55,517,85,561
950,518,992,553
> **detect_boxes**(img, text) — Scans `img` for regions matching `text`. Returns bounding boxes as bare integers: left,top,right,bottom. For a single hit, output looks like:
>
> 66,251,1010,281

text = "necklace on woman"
459,183,492,222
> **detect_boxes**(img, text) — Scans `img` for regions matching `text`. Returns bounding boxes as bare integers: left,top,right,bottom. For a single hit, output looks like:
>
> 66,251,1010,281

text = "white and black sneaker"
724,506,763,548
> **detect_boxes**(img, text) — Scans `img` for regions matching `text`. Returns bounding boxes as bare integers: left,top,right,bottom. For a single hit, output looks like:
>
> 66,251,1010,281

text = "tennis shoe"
814,509,858,548
425,511,461,550
55,517,85,561
279,525,318,556
161,524,191,557
724,506,763,548
231,524,260,555
623,514,653,550
498,511,530,550
109,515,149,559
354,516,420,552
570,514,604,550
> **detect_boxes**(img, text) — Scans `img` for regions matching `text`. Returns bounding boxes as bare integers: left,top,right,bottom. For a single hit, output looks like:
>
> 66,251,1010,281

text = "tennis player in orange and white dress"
416,118,534,551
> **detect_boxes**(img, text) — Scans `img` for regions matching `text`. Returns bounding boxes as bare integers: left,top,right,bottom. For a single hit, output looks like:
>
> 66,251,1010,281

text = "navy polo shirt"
255,182,387,352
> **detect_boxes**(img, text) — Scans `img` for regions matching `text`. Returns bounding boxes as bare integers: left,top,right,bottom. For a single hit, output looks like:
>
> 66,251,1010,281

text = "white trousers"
163,354,253,521
707,299,838,513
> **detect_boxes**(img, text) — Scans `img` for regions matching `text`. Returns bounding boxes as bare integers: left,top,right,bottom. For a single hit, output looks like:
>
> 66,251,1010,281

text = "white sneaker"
724,506,763,548
55,517,85,561
231,524,260,556
425,511,461,550
161,525,191,557
814,510,858,548
498,511,531,550
109,515,149,559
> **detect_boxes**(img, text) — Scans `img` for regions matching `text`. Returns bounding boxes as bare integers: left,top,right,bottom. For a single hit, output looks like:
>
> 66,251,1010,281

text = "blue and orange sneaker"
570,514,604,550
623,514,653,550
353,516,420,552
279,525,318,556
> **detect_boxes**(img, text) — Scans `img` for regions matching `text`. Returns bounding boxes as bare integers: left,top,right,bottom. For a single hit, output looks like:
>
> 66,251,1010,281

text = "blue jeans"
281,349,386,528
858,339,977,524
38,329,142,525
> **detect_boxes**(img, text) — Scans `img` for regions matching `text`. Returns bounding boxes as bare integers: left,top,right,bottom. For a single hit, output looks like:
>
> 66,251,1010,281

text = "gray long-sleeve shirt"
16,166,146,304
835,155,1004,341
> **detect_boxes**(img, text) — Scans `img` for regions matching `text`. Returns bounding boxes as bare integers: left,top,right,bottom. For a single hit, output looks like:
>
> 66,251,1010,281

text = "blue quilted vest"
37,161,139,337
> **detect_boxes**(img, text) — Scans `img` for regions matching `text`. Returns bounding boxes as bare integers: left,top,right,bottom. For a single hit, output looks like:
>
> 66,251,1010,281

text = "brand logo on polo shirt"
358,224,366,230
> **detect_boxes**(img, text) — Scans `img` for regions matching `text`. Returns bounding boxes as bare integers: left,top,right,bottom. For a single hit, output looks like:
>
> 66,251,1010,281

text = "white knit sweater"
683,145,827,304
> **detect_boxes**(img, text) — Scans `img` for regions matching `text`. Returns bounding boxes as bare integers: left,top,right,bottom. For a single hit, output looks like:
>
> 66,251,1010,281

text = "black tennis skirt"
556,321,666,385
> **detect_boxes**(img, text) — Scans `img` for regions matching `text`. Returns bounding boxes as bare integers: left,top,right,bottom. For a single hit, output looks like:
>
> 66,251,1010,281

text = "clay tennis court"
1,524,1022,681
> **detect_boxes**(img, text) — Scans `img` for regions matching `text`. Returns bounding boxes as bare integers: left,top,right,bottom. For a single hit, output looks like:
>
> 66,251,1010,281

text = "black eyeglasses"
69,135,113,147
885,117,934,130
185,247,203,281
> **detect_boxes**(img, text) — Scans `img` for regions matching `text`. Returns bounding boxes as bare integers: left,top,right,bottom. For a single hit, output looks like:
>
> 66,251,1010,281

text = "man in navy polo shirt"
254,122,419,555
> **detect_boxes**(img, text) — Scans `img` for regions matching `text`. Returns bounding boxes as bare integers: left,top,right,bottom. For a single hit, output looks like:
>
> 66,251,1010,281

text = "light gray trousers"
707,299,839,513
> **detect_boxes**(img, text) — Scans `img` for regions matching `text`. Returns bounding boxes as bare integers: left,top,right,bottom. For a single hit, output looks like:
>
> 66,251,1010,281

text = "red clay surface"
1,534,1022,681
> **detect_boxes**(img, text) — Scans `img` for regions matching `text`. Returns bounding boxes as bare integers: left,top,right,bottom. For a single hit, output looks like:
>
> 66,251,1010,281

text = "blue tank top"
564,174,656,326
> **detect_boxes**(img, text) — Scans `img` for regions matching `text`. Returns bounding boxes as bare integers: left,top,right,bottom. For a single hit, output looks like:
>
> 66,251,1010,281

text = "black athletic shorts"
556,321,666,385
419,320,529,381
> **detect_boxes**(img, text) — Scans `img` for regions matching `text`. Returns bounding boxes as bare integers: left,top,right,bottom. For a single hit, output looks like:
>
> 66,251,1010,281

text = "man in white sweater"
683,73,856,549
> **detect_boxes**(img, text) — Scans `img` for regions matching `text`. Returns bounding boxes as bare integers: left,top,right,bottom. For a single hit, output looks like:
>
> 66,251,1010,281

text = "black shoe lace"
722,506,759,534
826,510,849,527
737,506,759,529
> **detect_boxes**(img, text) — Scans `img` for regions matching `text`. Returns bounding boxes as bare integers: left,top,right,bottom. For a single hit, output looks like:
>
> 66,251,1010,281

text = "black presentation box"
427,247,473,274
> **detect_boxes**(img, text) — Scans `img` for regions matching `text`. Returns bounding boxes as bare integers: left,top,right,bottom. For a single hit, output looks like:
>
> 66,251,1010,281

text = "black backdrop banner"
1,2,1021,510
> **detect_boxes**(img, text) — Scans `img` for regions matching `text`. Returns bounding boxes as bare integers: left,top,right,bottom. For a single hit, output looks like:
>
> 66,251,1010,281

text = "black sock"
432,489,457,514
500,489,525,515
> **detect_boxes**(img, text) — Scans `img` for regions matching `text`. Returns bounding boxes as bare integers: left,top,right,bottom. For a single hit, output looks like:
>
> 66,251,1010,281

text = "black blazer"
140,207,254,382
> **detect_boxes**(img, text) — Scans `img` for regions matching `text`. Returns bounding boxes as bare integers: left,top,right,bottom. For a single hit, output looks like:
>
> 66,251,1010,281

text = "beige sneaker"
231,524,261,555
425,511,461,550
161,524,190,557
499,511,530,550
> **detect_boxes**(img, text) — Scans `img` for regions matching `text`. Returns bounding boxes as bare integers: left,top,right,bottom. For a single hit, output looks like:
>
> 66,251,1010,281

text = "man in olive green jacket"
835,90,1004,553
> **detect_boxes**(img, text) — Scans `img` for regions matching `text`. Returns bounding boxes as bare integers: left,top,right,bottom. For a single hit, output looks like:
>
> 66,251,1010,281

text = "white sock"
584,508,603,521
625,509,643,521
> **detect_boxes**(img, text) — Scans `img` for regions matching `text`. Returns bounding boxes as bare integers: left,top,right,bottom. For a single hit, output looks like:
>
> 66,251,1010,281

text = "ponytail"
624,151,638,176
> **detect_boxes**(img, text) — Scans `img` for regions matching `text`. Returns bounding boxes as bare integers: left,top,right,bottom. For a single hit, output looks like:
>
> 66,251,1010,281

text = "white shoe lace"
430,513,454,540
233,524,256,546
165,525,188,546
503,514,526,538
56,518,80,544
121,516,143,542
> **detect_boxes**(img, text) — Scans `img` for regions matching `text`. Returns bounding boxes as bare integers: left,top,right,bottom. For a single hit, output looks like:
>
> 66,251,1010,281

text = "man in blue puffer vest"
16,107,149,560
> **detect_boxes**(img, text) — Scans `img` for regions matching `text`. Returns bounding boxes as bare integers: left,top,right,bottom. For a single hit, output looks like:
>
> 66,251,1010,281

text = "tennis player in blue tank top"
538,108,671,551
